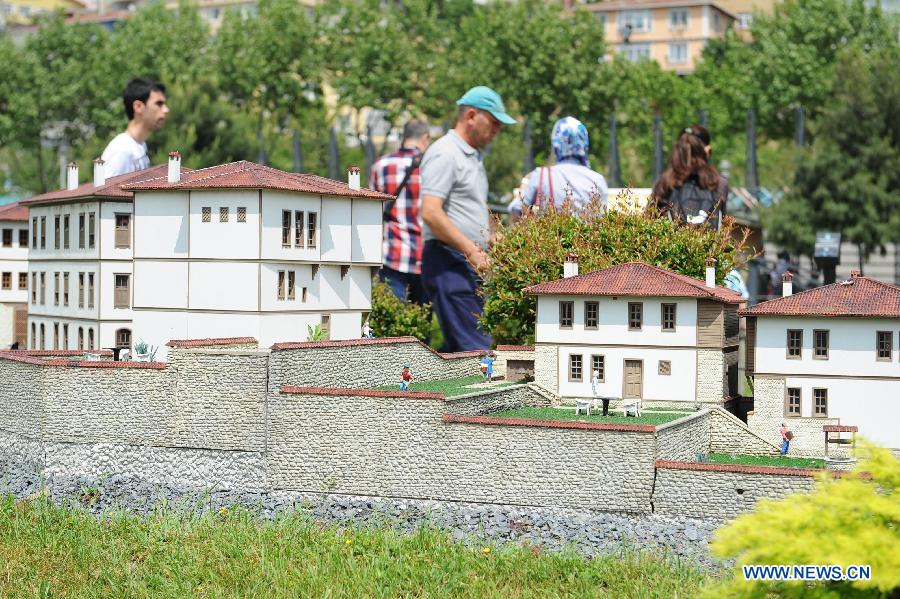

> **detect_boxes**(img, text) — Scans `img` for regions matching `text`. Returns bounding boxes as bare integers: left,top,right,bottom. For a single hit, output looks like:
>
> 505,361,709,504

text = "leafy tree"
764,46,900,262
481,196,750,345
369,281,433,342
705,444,900,598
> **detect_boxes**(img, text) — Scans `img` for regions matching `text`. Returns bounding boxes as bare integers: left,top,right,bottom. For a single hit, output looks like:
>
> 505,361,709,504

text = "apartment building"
583,0,736,73
125,156,391,360
20,162,176,352
0,202,29,348
0,0,82,25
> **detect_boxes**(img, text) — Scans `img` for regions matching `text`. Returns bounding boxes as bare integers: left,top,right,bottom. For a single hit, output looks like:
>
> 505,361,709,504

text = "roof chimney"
705,258,716,288
66,162,78,191
782,271,794,297
93,158,105,187
167,151,181,183
850,270,861,280
347,165,361,191
564,253,579,278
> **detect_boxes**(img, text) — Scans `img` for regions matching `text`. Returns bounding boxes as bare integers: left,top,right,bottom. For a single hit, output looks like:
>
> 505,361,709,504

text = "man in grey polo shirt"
419,86,516,352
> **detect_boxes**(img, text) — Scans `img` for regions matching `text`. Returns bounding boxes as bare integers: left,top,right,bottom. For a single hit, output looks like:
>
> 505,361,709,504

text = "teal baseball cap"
456,86,517,125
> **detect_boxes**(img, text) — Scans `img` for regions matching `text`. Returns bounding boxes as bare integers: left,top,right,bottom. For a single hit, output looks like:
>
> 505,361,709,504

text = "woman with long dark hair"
651,124,728,229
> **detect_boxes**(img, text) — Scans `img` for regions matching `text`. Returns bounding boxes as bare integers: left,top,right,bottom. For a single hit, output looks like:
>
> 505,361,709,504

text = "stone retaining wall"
653,461,817,519
709,409,780,456
656,411,710,462
443,385,549,417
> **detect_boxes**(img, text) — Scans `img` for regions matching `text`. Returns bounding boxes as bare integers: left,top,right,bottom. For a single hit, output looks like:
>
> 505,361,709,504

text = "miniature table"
823,425,857,456
575,396,615,416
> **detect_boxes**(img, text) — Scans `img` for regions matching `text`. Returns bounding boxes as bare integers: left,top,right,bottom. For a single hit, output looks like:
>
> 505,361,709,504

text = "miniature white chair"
621,400,641,417
574,397,593,416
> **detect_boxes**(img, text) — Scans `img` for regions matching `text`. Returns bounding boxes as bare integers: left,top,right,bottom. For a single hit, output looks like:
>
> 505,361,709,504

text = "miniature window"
18,272,27,290
307,212,318,249
63,215,70,249
628,302,643,330
281,210,291,247
341,265,350,280
54,216,60,249
311,264,319,279
876,331,892,361
19,229,27,247
786,388,801,416
114,274,130,309
31,217,37,249
88,273,95,308
78,214,85,248
658,360,671,376
287,271,296,300
202,207,211,223
277,270,286,300
584,301,599,329
77,327,83,350
591,354,605,382
813,330,829,359
302,287,308,303
113,214,130,249
78,273,84,308
559,301,574,328
31,273,36,303
786,329,802,358
39,324,45,349
813,388,828,417
295,211,304,247
88,328,94,350
115,328,131,350
88,213,96,248
40,272,46,304
63,324,68,349
237,207,247,223
63,272,69,306
31,323,36,349
0,272,9,290
220,207,229,223
40,216,46,249
1,229,10,247
662,303,676,331
53,323,58,350
321,314,331,338
54,273,59,305
569,354,583,382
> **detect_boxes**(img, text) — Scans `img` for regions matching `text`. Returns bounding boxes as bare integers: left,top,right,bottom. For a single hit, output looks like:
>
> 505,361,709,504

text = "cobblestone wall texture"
533,345,558,399
493,348,535,379
697,350,725,404
443,385,550,416
267,391,656,513
748,378,839,457
0,358,44,438
655,412,711,462
270,342,477,392
654,466,816,519
709,409,780,456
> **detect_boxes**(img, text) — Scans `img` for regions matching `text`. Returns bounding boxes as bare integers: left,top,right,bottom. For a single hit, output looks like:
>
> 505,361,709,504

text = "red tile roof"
0,202,28,222
166,337,257,348
740,276,900,318
21,165,181,205
124,160,394,201
524,262,743,304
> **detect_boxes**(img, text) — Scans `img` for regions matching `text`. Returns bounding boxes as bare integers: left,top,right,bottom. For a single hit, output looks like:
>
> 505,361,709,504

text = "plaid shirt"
369,147,422,274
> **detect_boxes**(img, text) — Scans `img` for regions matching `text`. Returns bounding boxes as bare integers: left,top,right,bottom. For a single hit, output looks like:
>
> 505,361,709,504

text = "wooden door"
623,360,643,399
13,304,27,347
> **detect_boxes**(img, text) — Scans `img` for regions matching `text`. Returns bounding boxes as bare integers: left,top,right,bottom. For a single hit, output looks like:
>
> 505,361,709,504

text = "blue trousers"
379,266,429,305
421,241,492,353
781,439,790,455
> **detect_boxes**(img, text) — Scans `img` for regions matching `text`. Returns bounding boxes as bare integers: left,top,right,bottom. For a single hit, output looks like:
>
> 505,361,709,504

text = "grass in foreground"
705,452,826,469
377,374,518,397
0,495,707,598
491,406,689,426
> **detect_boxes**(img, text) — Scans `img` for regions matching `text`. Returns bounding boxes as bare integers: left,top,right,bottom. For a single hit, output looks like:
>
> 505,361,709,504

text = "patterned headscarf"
551,116,590,167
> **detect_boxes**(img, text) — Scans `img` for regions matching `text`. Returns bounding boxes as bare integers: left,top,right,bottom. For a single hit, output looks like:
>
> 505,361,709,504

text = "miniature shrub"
369,281,433,342
482,193,750,345
703,444,900,597
306,324,327,342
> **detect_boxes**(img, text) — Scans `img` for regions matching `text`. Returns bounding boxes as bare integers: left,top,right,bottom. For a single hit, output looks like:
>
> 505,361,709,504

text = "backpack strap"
382,152,422,221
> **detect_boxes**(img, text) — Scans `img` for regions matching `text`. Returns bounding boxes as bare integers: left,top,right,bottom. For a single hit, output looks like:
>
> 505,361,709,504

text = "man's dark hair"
402,119,429,142
123,78,166,120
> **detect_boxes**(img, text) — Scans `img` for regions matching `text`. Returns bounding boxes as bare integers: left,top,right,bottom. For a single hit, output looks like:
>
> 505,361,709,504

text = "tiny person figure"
362,320,373,339
591,370,609,416
779,422,791,455
480,351,496,383
400,364,413,391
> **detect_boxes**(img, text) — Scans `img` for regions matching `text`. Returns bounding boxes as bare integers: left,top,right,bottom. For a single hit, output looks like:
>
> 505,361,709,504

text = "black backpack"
667,176,720,229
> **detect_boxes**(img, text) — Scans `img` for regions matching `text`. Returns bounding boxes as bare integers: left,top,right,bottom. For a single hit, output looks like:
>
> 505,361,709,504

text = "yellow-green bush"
704,444,899,597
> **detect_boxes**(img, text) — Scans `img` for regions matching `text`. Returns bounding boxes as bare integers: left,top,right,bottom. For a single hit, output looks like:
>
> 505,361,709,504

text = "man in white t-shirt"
101,78,170,178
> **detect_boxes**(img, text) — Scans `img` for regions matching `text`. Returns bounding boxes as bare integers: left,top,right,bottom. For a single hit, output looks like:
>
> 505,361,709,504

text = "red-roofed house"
0,202,29,348
525,258,744,407
741,271,900,455
123,157,391,360
20,162,180,352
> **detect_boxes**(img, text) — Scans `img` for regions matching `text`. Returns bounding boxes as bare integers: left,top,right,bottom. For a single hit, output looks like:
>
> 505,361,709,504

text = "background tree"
764,46,900,264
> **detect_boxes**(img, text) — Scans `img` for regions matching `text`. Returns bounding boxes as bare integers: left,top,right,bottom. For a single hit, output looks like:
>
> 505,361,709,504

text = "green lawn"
491,407,690,426
705,452,826,469
377,375,519,397
0,495,708,598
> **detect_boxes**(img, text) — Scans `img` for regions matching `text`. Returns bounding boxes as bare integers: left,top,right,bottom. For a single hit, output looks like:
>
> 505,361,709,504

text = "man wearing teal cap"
419,85,516,352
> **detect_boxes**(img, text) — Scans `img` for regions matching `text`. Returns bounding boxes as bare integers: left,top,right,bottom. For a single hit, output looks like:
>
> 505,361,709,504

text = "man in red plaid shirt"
369,120,431,304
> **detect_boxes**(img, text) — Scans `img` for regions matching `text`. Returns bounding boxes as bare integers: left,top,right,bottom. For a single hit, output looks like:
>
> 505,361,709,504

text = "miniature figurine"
480,351,496,383
362,320,373,338
779,422,792,455
591,370,609,416
399,364,413,391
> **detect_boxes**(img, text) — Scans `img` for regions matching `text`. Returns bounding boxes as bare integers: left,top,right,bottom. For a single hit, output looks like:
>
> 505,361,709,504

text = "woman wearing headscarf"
519,116,609,213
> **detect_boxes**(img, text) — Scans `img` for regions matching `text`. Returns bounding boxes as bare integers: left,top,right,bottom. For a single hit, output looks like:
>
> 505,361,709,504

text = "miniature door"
623,360,643,399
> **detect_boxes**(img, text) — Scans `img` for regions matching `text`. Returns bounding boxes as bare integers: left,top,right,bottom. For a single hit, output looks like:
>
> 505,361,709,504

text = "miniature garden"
700,453,826,469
